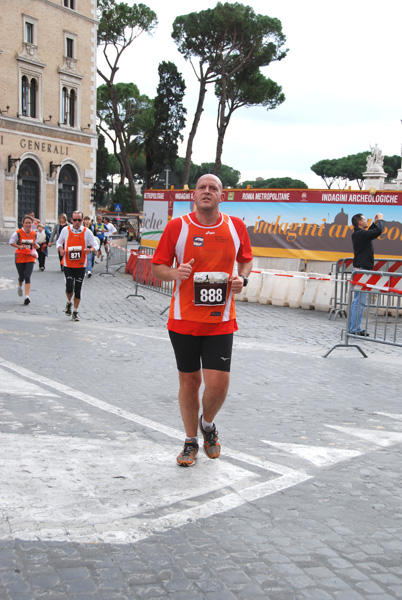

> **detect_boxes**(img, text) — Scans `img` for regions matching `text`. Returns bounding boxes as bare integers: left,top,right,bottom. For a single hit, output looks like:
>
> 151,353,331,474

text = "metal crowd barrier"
126,245,174,307
324,269,402,357
329,257,402,320
99,235,129,276
328,258,354,319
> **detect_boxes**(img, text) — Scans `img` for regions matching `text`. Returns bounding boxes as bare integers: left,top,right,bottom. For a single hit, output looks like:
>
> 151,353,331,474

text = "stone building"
0,0,98,237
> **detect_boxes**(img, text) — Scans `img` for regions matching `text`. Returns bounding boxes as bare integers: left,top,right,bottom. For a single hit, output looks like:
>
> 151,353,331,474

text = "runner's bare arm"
152,259,194,281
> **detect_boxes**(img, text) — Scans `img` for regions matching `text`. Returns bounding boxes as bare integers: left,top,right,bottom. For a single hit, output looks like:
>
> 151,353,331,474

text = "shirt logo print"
193,236,204,247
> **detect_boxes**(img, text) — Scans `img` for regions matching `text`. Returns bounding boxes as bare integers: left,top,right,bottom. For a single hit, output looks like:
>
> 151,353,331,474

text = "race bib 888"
193,272,229,306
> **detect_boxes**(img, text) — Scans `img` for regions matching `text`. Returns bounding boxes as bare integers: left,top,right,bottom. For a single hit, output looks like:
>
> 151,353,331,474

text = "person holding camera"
349,212,384,335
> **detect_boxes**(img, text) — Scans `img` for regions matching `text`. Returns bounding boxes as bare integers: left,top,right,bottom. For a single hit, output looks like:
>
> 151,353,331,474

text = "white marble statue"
366,144,384,172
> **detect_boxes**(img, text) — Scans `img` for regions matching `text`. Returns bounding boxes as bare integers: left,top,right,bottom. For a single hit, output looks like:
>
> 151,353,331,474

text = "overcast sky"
97,0,402,188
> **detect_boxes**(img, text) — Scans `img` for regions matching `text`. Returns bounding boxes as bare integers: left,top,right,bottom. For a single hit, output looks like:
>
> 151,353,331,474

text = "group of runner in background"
9,212,117,317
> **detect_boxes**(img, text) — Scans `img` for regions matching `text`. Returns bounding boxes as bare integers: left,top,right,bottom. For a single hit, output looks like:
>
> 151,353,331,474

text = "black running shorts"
168,331,234,373
16,261,34,284
63,266,86,299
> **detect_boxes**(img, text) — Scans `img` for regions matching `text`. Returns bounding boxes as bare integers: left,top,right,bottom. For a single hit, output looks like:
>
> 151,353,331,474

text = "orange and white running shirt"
56,225,99,269
11,228,37,264
152,212,253,336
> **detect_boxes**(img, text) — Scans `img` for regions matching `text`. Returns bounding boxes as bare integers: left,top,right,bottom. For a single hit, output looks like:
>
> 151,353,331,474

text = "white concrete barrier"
313,278,335,312
258,270,284,305
301,274,334,312
271,273,292,307
238,269,335,312
286,272,308,308
238,270,263,303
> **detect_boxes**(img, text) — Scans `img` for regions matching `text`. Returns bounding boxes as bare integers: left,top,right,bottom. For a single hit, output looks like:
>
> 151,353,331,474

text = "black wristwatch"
239,275,248,287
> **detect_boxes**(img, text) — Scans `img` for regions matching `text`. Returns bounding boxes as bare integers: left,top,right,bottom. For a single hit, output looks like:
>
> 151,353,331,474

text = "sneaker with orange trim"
176,441,199,467
199,415,221,459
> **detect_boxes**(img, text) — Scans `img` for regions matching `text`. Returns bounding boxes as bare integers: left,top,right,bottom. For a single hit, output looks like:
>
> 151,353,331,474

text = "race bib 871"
68,246,83,260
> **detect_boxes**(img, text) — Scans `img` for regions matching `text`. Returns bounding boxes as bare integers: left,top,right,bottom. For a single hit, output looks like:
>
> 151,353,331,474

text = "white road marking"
0,358,310,544
0,367,58,397
2,357,402,545
326,425,402,447
0,432,264,543
261,441,362,467
147,470,310,539
376,412,402,422
0,358,184,441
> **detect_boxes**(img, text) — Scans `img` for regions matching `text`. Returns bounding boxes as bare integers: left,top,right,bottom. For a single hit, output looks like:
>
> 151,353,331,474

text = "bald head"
196,174,223,193
193,174,224,223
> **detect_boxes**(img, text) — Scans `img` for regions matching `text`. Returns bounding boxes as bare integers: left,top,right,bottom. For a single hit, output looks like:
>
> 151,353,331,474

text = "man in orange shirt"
56,210,98,321
151,174,253,467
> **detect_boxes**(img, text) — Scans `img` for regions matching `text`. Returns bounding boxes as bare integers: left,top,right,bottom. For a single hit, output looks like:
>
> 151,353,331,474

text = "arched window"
69,89,75,126
21,76,29,116
62,87,68,124
29,78,37,117
58,164,78,219
60,86,77,127
18,159,40,227
21,76,37,118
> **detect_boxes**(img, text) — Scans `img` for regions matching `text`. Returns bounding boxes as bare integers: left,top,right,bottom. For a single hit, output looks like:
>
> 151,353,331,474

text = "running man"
56,210,99,321
151,174,253,466
83,215,95,277
93,215,109,262
103,217,117,258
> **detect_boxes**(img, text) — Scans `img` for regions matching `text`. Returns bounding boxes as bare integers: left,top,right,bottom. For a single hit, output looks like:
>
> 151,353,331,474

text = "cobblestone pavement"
1,243,402,600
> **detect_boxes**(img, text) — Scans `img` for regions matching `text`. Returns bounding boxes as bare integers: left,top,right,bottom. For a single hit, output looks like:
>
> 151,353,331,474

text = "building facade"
0,0,98,237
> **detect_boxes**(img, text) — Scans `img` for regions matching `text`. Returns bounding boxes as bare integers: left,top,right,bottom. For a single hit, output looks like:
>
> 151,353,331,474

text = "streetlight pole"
164,165,171,189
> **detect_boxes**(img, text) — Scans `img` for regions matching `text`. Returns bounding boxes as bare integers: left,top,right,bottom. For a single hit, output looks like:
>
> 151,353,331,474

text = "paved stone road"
1,243,402,600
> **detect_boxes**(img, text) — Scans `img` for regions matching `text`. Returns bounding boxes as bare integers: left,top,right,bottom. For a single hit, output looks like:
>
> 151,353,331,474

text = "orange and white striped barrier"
351,271,402,295
109,242,135,255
